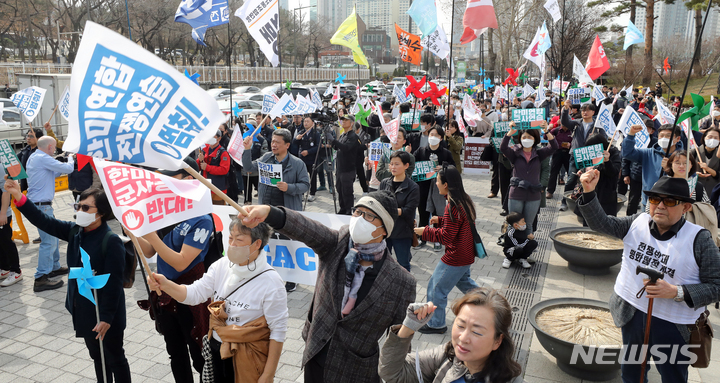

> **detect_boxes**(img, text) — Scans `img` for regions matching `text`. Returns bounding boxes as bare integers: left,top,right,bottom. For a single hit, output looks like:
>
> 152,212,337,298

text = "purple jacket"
500,135,558,201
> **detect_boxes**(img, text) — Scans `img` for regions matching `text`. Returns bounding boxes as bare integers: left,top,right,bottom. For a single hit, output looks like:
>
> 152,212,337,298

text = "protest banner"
213,206,351,285
381,117,400,143
258,162,283,186
490,137,503,153
420,27,450,60
552,79,570,93
463,137,491,175
310,88,323,110
65,22,223,172
235,0,279,66
493,121,512,137
269,93,298,118
617,107,651,149
594,102,616,136
0,139,27,180
573,143,605,169
262,94,279,114
57,85,71,122
592,84,606,103
567,88,585,105
369,141,385,162
411,160,438,182
226,127,244,165
400,111,420,131
522,83,535,99
512,108,546,129
655,97,676,125
11,86,46,124
94,158,213,237
395,24,423,65
544,0,562,22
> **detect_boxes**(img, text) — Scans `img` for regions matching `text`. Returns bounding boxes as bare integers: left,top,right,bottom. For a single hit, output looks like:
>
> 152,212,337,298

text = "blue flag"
623,21,644,50
175,0,230,46
537,22,552,55
407,0,437,37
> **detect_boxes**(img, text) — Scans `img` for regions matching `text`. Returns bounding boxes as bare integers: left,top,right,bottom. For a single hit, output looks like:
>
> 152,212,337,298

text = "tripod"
303,121,338,213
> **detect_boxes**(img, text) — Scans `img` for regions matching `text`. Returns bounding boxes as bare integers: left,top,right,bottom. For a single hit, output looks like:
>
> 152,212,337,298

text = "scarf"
340,239,386,316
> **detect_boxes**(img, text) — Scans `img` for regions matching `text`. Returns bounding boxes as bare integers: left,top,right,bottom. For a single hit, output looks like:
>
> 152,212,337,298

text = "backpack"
204,214,224,271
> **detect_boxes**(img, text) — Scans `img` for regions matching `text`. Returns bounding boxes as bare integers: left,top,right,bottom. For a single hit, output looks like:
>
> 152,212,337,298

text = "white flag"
655,97,676,125
523,27,545,69
330,85,341,105
65,22,223,171
594,102,616,135
235,0,279,66
324,83,334,97
617,107,651,149
544,0,562,23
57,85,71,122
261,94,278,114
522,84,535,99
11,86,46,123
421,26,450,60
592,84,606,104
269,94,298,118
94,158,213,237
380,116,400,143
226,126,244,165
573,55,594,85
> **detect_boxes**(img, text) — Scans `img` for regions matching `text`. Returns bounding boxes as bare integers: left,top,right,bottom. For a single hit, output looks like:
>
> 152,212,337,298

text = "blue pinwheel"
232,102,244,117
335,73,346,84
484,77,494,88
69,247,110,305
184,69,201,85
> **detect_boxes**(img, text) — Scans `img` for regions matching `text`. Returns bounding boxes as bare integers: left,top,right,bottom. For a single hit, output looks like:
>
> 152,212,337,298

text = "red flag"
461,0,498,44
663,57,671,74
76,154,94,172
585,35,610,80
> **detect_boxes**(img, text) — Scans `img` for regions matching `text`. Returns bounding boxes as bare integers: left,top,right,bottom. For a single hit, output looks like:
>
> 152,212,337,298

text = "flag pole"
125,231,162,295
46,104,58,125
228,21,233,121
182,162,249,215
91,289,108,383
445,0,456,120
277,0,282,85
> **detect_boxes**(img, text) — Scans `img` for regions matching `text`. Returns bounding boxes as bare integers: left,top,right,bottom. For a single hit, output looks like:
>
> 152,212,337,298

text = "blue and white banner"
393,84,411,103
623,21,644,50
11,86,46,123
269,93,298,118
592,84,606,104
58,85,71,122
324,83,333,97
262,94,278,114
655,97,676,125
65,22,224,171
235,0,280,66
594,102,616,136
406,0,437,37
618,106,650,149
175,0,230,46
311,88,323,109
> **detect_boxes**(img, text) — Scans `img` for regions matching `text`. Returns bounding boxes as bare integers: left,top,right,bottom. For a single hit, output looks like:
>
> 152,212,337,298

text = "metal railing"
0,63,370,86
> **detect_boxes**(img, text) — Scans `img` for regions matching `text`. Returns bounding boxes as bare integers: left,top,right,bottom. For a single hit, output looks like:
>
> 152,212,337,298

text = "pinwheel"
232,102,244,117
678,93,711,132
502,68,520,86
405,75,427,98
355,104,372,127
285,79,292,90
365,84,374,93
483,77,494,89
663,57,671,74
518,73,528,83
69,247,110,305
335,73,346,84
422,82,446,106
184,69,200,85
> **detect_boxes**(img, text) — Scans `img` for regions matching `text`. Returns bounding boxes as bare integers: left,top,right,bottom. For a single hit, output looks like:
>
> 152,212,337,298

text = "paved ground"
0,172,718,382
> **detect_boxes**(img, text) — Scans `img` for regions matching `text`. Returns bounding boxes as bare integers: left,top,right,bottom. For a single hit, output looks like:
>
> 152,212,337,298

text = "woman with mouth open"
378,288,523,383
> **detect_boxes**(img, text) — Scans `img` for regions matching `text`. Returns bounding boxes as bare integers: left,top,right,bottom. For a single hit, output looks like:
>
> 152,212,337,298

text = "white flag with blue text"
235,0,280,67
618,106,651,149
592,84,606,104
11,86,46,123
175,0,230,46
623,21,644,50
594,102,616,135
58,85,71,122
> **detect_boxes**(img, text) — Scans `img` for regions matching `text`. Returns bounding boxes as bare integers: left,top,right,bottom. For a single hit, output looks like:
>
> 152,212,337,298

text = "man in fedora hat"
578,172,720,383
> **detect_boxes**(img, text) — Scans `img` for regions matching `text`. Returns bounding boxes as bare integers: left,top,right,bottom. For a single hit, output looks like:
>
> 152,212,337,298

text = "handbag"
689,309,713,368
469,221,487,259
411,219,419,247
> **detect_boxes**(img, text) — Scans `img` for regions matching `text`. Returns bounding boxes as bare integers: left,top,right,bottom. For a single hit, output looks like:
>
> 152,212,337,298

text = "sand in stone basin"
555,232,624,250
537,306,622,347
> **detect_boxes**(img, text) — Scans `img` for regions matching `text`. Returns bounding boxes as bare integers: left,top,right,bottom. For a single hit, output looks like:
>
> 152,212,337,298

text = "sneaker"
308,195,317,202
32,237,41,244
415,240,426,248
433,243,442,252
497,236,505,246
546,192,553,199
48,266,69,278
520,259,532,269
500,209,508,216
33,275,64,292
502,259,512,269
487,192,497,198
285,282,297,292
362,192,369,196
0,270,9,278
559,203,568,212
317,186,327,191
418,324,447,334
0,272,22,287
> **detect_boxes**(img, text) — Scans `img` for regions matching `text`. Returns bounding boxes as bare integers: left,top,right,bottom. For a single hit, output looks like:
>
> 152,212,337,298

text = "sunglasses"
73,203,96,212
647,196,682,207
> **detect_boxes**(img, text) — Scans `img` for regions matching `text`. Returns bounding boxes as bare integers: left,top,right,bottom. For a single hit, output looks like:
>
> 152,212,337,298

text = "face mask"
75,211,98,227
207,138,217,146
227,244,254,266
712,111,720,118
428,136,442,147
420,124,427,132
517,224,527,231
521,139,535,148
227,245,266,285
349,215,382,244
706,138,720,149
658,138,670,149
501,113,508,121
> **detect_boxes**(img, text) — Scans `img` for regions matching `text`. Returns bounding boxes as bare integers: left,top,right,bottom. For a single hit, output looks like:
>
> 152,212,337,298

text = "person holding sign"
4,179,131,382
500,121,557,237
572,134,621,223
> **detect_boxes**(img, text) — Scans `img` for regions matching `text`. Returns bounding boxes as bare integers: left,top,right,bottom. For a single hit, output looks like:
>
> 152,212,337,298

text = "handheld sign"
493,121,513,137
258,162,283,186
617,107,651,149
573,143,605,169
490,137,503,153
11,86,46,123
226,128,244,165
368,142,385,162
512,108,546,129
0,139,27,180
411,161,438,182
58,85,71,122
567,88,585,105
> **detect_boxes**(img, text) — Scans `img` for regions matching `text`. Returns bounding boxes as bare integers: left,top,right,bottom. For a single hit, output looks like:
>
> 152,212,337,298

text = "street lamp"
293,4,316,82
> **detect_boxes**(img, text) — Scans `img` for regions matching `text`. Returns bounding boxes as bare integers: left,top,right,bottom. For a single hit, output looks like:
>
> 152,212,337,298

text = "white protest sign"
618,107,651,149
58,85,71,122
235,0,279,66
262,94,278,114
544,0,562,23
592,84,606,104
594,102,616,136
226,127,244,165
11,86,46,123
655,97,676,125
258,162,283,186
381,116,400,143
212,206,351,286
94,158,213,237
369,141,384,162
421,26,450,60
311,88,323,109
269,93,297,118
65,22,223,171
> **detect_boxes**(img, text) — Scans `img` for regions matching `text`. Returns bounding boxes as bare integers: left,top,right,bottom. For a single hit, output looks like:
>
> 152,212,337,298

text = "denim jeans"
426,261,479,329
386,237,412,272
35,204,60,279
508,199,541,236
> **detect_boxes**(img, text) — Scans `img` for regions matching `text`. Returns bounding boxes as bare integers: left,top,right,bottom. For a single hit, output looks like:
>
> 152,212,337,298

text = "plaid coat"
279,209,417,383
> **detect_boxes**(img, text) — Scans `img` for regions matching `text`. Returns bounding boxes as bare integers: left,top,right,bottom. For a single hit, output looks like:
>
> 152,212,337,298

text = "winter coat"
241,151,310,211
574,147,621,217
379,176,420,239
500,135,558,201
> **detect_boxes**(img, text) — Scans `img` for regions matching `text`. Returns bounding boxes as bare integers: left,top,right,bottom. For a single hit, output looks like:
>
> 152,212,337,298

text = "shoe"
559,203,568,212
317,186,327,191
500,209,508,216
418,324,447,334
362,192,369,196
32,237,41,244
285,282,297,292
0,272,22,287
33,275,64,292
520,259,532,269
308,195,317,202
558,179,565,185
0,270,8,278
502,259,512,268
546,192,553,199
487,193,497,198
433,243,442,252
48,267,69,278
527,256,537,264
253,192,258,197
328,188,334,195
415,240,426,248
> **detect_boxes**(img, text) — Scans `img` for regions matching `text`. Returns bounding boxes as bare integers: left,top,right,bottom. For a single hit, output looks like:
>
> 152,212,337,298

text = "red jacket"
198,144,231,192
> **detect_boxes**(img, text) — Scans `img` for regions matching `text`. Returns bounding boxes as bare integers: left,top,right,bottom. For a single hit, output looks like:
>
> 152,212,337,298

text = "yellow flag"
330,7,369,67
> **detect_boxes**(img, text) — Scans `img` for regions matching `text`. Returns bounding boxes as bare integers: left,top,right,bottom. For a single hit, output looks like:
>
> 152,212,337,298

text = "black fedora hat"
643,176,694,203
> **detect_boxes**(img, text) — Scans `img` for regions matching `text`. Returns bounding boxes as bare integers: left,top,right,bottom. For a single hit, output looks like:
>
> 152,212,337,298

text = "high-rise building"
316,0,347,29
279,0,289,11
634,2,720,51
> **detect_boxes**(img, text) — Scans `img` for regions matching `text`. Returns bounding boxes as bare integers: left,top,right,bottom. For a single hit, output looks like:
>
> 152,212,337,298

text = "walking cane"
635,265,664,383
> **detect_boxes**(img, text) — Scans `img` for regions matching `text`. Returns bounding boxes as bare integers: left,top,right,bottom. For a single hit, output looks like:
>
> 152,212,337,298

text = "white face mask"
517,224,527,231
501,113,508,121
206,137,217,146
75,211,98,227
349,215,382,244
706,138,720,149
420,124,427,132
521,139,535,148
658,137,671,149
428,136,442,147
712,111,720,118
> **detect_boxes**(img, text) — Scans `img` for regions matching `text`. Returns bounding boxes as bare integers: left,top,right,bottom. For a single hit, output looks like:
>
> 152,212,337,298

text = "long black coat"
379,176,420,239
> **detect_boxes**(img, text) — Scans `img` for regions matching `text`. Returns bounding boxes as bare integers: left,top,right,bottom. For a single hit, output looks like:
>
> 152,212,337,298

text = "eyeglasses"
73,203,97,212
647,196,681,207
351,207,380,224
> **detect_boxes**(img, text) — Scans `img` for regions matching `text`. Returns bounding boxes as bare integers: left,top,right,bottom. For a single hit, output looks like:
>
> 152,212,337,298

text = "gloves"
402,302,434,332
